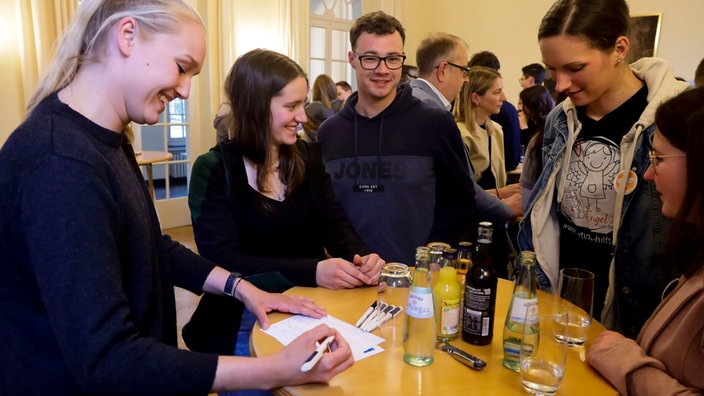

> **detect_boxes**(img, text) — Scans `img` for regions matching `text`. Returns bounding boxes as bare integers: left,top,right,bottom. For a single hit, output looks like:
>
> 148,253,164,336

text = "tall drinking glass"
520,302,568,396
377,262,412,328
553,268,595,347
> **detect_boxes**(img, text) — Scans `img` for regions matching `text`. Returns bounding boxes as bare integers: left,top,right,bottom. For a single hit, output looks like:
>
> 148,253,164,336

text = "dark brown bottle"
462,222,498,345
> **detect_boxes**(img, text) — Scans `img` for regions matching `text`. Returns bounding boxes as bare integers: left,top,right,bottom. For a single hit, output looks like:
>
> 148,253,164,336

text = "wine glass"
520,302,569,396
553,268,595,347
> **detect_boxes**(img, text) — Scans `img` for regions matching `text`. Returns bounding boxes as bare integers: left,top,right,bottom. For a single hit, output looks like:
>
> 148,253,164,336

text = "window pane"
310,0,360,20
167,99,187,124
349,0,362,20
310,0,326,16
141,125,166,151
309,60,325,83
169,125,186,139
331,0,347,19
331,29,348,60
331,61,349,84
310,27,325,58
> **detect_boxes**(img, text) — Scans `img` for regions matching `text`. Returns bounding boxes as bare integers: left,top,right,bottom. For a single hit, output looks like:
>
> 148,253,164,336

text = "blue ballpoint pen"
300,335,335,372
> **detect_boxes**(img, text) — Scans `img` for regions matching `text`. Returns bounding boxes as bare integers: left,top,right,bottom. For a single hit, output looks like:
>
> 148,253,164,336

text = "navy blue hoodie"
318,84,476,265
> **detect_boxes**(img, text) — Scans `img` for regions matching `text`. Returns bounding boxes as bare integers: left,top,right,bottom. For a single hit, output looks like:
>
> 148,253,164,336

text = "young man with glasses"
519,63,547,89
409,32,522,225
317,12,476,266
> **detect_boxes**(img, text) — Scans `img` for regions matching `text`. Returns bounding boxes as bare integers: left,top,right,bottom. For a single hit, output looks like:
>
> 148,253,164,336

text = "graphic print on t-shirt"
560,136,620,236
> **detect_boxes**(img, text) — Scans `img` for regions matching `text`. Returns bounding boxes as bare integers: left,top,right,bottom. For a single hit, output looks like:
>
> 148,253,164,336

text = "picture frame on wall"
629,13,662,61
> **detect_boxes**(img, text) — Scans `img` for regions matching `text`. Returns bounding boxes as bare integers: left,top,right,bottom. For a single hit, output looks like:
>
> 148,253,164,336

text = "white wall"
398,0,704,104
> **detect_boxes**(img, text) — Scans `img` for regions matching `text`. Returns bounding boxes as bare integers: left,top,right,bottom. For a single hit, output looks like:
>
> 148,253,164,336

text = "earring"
617,58,623,64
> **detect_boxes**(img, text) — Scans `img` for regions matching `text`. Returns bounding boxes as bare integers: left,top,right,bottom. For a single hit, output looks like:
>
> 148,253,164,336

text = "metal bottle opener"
436,342,488,370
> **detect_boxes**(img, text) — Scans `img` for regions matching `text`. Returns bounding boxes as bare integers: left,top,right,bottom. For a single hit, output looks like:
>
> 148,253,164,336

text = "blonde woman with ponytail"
455,66,511,192
0,1,352,394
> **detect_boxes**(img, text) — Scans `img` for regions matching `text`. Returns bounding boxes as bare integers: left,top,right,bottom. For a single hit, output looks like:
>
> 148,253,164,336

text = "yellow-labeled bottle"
434,248,460,341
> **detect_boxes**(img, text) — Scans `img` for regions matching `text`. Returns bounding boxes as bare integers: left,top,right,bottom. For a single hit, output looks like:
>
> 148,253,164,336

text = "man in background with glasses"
410,33,469,112
519,63,547,90
410,33,522,225
318,11,476,266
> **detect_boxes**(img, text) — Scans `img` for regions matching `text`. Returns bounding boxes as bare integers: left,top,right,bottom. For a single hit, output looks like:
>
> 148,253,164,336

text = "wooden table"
251,279,617,396
135,151,173,201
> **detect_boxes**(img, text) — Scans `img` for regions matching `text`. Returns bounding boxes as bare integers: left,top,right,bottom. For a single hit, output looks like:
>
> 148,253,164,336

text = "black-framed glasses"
353,52,406,70
438,61,470,78
648,150,686,174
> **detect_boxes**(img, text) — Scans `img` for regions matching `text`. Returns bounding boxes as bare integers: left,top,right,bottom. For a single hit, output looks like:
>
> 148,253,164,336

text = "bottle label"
439,298,460,335
509,297,538,323
464,286,494,335
407,287,434,319
504,340,521,358
466,286,492,310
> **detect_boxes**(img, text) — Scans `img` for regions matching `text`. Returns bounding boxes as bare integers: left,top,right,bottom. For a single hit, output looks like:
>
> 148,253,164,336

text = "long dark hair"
538,0,629,51
654,87,704,277
225,49,306,201
520,86,554,181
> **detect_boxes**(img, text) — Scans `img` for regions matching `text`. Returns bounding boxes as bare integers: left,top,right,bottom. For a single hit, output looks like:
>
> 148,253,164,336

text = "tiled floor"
163,225,202,350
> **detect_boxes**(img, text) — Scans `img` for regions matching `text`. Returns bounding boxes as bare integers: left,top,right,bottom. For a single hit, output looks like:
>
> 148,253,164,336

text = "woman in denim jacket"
517,0,689,338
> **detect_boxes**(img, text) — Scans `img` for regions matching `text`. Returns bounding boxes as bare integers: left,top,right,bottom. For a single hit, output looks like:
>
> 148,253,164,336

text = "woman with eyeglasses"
517,0,690,338
586,87,704,395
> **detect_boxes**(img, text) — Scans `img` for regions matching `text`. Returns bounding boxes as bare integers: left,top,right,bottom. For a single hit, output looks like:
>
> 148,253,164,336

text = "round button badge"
614,169,638,195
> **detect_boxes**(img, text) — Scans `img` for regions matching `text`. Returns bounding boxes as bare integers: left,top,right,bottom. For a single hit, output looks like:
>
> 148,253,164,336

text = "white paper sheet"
261,314,386,361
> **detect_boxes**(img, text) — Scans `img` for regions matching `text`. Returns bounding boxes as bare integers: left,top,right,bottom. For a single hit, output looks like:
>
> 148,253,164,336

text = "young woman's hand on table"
236,280,327,330
203,266,327,329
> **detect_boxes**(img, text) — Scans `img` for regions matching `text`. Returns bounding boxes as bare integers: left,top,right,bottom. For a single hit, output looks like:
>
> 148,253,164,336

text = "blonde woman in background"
455,66,518,197
454,66,520,279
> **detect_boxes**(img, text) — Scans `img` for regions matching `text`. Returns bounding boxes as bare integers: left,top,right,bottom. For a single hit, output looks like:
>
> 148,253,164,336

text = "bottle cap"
457,241,472,252
442,248,458,259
